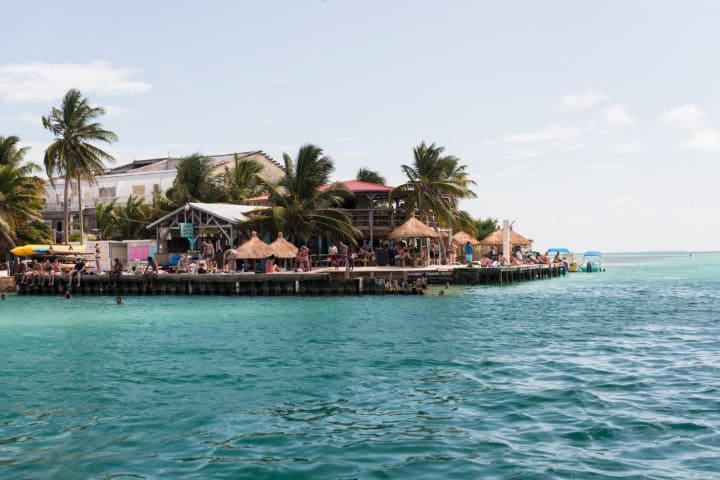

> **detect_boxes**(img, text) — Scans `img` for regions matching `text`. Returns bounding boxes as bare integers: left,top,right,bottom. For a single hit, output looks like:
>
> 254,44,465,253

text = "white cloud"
506,149,540,159
502,124,587,144
0,61,150,103
612,142,647,154
663,103,720,151
663,104,705,130
588,164,631,175
685,128,720,151
604,105,634,126
559,91,608,109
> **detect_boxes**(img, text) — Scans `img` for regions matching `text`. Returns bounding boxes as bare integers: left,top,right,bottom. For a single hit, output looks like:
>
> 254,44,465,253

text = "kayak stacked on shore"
10,244,87,257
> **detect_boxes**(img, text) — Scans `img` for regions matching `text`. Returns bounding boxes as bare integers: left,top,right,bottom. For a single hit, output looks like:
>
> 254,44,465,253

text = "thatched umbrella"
236,231,274,259
452,231,480,246
269,232,298,259
388,214,439,240
478,228,531,247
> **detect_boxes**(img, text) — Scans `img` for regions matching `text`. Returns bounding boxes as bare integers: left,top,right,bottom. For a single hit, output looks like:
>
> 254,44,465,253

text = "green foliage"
15,221,53,245
390,141,477,230
113,195,153,240
94,198,118,239
166,153,218,204
42,89,117,243
218,153,265,203
248,144,361,244
474,217,499,241
355,168,386,185
0,135,47,250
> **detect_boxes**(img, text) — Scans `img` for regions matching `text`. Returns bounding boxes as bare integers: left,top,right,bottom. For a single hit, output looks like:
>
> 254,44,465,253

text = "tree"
218,153,264,203
166,153,218,204
390,142,476,225
390,142,477,259
474,217,498,241
94,198,118,240
355,167,386,185
0,135,47,249
113,195,152,240
42,89,117,243
250,144,361,244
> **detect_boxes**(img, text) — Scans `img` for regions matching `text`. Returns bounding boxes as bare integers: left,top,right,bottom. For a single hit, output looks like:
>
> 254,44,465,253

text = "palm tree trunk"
77,173,84,242
63,177,70,244
1,227,16,249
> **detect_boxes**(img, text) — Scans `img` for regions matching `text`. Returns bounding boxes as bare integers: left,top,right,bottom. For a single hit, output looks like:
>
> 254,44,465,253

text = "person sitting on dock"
265,255,277,273
110,258,124,286
49,258,61,286
143,256,158,287
552,252,563,264
68,258,86,287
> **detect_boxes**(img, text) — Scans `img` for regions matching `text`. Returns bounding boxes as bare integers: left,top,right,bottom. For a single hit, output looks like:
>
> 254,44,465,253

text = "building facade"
42,151,283,241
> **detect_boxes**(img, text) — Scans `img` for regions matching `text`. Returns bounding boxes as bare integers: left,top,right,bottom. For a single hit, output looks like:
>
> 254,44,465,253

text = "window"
132,185,146,196
99,187,116,199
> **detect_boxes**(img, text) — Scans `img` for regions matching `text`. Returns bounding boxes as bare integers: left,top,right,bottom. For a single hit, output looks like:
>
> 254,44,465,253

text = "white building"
42,151,284,240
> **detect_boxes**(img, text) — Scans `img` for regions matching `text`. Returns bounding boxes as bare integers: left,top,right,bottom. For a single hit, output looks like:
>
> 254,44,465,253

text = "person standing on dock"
143,256,158,287
298,244,310,272
465,241,474,266
329,243,339,270
94,243,102,273
202,240,215,269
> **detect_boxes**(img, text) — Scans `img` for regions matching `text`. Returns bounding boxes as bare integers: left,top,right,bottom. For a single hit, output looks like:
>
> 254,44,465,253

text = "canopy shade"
583,251,602,256
548,248,570,253
236,231,274,259
388,215,439,239
452,231,481,246
478,228,532,247
269,232,299,259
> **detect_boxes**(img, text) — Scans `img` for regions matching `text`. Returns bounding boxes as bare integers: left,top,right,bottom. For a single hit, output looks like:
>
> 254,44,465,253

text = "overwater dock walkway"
12,264,565,296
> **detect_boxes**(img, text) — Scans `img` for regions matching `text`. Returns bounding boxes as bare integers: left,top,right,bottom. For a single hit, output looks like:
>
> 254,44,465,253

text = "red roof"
321,180,394,192
246,180,393,202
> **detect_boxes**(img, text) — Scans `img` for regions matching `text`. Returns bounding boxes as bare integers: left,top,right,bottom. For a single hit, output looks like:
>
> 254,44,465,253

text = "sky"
1,0,719,252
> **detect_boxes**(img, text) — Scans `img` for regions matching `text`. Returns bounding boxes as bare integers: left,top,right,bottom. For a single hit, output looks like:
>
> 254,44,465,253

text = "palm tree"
0,135,47,249
166,153,218,204
356,167,386,185
94,198,118,240
391,142,476,224
113,195,152,240
250,144,361,244
42,89,117,243
390,142,477,259
218,153,265,203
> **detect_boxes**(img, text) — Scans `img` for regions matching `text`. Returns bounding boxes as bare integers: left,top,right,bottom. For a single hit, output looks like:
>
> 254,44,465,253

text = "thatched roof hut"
269,232,298,259
236,231,274,259
388,214,439,239
452,231,481,246
478,228,532,247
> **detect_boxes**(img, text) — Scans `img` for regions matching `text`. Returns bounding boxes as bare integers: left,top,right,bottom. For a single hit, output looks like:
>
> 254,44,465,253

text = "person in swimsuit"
94,243,101,273
223,248,238,273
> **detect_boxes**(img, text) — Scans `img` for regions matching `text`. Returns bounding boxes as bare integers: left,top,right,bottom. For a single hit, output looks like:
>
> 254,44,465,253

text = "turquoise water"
1,253,719,479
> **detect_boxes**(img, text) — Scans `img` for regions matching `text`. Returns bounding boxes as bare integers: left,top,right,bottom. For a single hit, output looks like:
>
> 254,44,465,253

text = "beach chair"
161,254,182,270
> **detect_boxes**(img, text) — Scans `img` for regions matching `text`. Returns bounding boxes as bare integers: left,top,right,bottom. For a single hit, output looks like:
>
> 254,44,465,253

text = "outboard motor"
586,261,592,272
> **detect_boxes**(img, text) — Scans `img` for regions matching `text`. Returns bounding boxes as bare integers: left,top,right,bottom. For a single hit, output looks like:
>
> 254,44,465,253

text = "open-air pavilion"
147,202,257,254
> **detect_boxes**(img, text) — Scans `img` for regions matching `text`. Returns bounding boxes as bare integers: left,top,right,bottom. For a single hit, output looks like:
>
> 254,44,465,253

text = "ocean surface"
1,252,718,479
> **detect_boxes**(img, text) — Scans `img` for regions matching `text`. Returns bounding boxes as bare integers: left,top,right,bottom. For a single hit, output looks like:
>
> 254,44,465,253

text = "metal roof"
146,202,257,229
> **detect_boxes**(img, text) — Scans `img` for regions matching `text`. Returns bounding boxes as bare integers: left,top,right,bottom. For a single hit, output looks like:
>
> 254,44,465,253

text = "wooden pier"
13,265,565,296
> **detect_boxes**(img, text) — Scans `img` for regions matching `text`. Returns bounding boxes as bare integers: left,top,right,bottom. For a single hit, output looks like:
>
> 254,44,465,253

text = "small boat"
10,244,87,257
548,248,578,272
579,251,603,272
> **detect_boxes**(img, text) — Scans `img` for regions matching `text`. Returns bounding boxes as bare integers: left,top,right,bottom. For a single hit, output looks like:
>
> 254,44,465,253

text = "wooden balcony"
342,208,437,231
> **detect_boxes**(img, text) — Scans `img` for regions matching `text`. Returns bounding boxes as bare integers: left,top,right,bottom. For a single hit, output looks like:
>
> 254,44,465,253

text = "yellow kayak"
10,244,87,257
